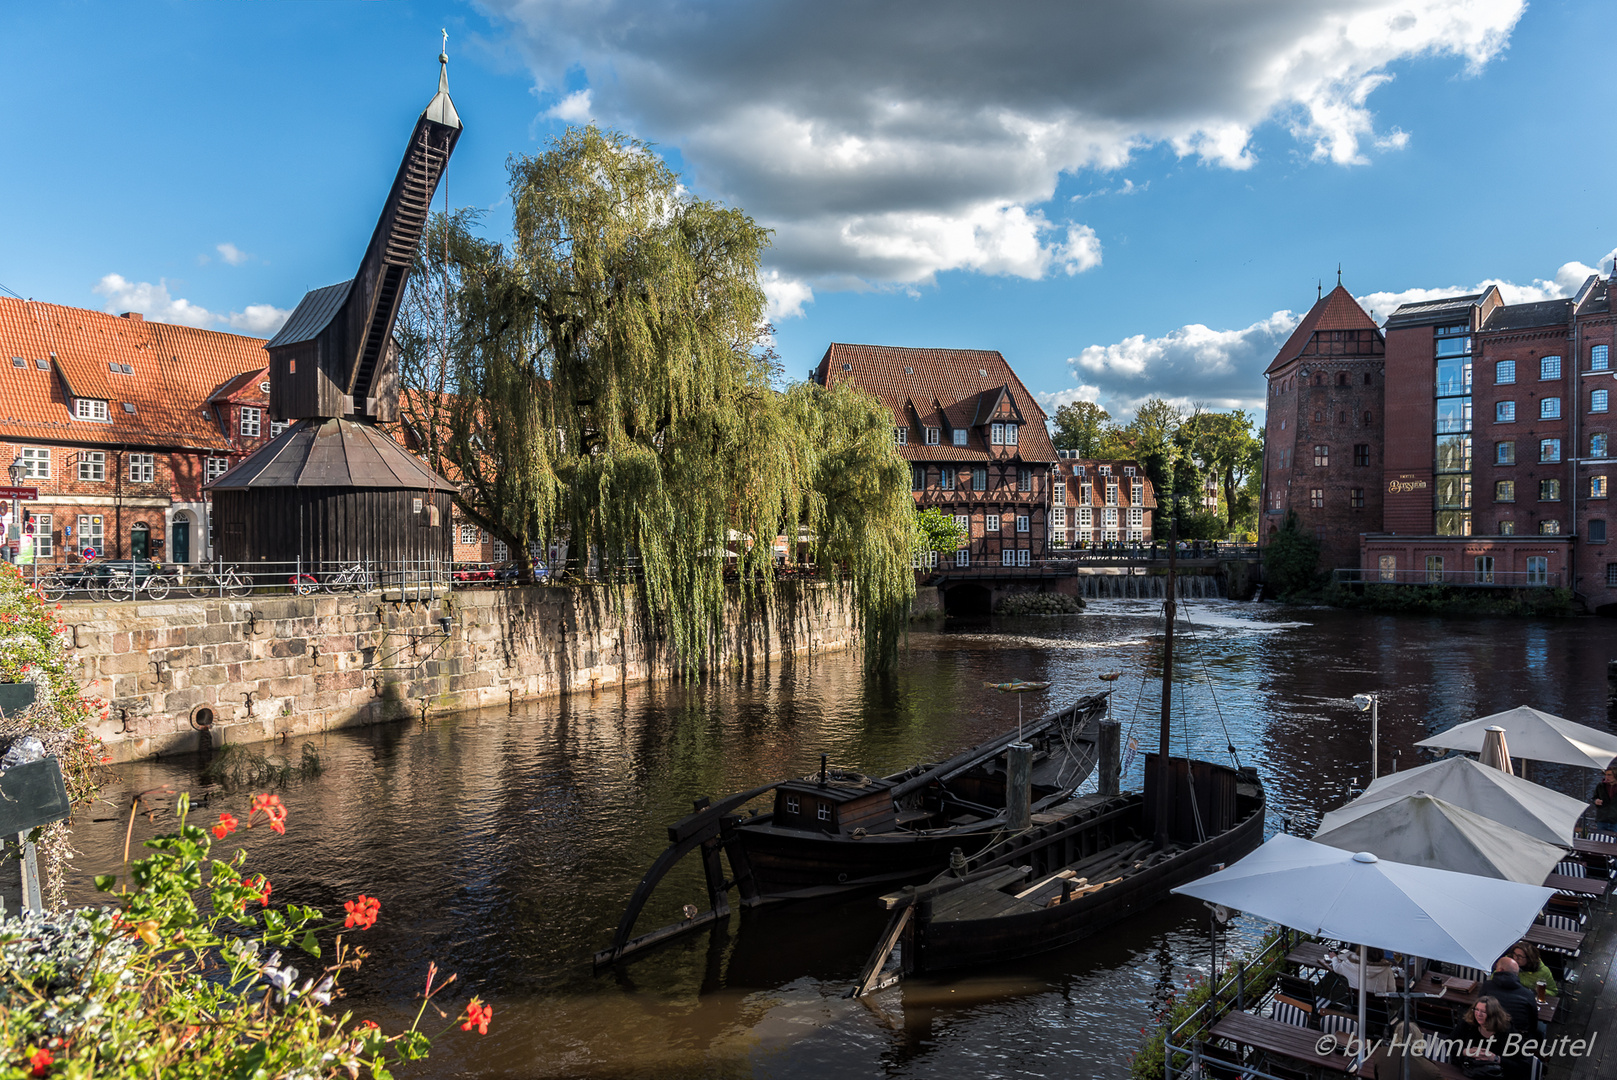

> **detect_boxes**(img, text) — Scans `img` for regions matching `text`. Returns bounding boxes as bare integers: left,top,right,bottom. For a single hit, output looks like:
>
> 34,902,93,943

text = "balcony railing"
1333,567,1563,588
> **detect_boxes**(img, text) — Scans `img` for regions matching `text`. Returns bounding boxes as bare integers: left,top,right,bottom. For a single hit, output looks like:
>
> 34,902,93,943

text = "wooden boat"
852,757,1264,987
595,694,1106,966
851,520,1265,993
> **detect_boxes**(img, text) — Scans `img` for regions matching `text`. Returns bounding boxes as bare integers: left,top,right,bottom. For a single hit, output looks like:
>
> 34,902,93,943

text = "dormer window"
1099,465,1112,477
991,423,1005,445
241,406,262,438
925,426,940,445
1005,424,1017,446
893,426,907,446
74,398,109,422
1124,466,1136,476
952,429,967,446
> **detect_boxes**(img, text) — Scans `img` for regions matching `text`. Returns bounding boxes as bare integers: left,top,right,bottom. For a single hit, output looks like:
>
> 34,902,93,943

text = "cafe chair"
1414,999,1457,1032
1589,831,1617,844
1537,914,1582,959
1528,1056,1544,1080
1424,1036,1451,1064
1269,993,1315,1028
1318,1011,1358,1038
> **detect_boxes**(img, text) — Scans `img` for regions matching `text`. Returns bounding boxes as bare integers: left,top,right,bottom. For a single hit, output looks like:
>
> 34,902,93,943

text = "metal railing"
1163,929,1300,1080
1333,568,1564,589
20,558,454,603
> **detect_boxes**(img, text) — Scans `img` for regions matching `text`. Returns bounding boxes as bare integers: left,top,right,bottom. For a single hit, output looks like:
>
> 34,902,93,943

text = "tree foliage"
1179,408,1263,532
1050,401,1111,457
913,507,966,555
1262,511,1322,598
397,127,915,671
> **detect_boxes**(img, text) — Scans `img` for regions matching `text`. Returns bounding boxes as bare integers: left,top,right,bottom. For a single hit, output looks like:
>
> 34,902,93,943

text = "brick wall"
73,583,856,762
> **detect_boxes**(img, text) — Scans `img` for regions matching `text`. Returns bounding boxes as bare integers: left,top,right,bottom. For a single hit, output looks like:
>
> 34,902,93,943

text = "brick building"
1259,284,1386,571
1049,452,1156,547
1361,271,1617,608
0,297,501,568
812,343,1058,567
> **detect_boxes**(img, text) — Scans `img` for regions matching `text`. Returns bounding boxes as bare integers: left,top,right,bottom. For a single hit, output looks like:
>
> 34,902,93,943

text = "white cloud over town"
92,274,290,337
1057,246,1617,422
215,242,250,266
483,0,1524,314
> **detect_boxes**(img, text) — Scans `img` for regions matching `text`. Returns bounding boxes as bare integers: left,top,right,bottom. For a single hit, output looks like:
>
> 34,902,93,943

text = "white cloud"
92,274,291,337
216,242,250,266
1059,246,1617,422
547,88,593,123
759,269,814,321
483,0,1524,289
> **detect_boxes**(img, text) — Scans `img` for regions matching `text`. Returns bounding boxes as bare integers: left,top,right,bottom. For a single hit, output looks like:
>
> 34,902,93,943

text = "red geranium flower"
343,894,380,930
28,1047,53,1077
460,999,493,1035
211,812,239,840
249,875,272,905
248,794,288,834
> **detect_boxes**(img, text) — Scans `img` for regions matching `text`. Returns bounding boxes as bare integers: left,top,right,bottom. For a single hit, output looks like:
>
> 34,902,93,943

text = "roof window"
122,403,136,414
978,368,987,376
74,398,110,422
842,363,852,371
33,359,47,370
904,366,914,374
107,362,133,375
10,357,23,368
122,364,133,374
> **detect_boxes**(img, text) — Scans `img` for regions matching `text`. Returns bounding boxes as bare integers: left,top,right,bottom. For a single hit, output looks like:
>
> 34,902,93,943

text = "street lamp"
6,456,24,563
1352,693,1379,781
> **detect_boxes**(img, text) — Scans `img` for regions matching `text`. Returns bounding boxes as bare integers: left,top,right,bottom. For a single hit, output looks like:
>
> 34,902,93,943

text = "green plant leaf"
94,873,117,891
300,930,321,957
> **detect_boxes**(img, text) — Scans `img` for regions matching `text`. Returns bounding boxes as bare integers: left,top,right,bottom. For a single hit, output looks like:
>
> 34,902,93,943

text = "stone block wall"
72,583,856,762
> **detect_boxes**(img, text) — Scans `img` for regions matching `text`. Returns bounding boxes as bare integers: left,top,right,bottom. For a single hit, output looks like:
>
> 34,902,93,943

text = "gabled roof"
814,343,1058,462
266,281,351,349
0,298,269,450
208,367,270,405
1266,285,1382,374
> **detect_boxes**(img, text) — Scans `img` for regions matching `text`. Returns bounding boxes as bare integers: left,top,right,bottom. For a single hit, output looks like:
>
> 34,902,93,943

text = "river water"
60,600,1617,1078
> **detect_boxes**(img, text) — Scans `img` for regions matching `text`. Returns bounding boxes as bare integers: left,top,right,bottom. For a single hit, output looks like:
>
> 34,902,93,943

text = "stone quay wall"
73,583,856,762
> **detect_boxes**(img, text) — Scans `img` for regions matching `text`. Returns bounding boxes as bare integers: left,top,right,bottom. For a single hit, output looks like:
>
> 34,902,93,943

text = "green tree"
1263,511,1322,598
914,506,966,555
1050,400,1113,457
1123,397,1184,495
400,127,915,671
1180,408,1263,532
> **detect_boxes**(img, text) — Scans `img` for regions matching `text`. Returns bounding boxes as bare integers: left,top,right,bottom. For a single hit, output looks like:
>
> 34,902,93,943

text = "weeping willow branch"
398,127,915,672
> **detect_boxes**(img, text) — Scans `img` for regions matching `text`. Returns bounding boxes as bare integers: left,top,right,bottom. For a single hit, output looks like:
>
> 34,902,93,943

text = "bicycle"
181,565,254,598
322,563,375,594
98,568,172,602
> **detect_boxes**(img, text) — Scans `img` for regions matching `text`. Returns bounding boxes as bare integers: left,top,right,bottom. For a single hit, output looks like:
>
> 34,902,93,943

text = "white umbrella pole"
1356,944,1369,1069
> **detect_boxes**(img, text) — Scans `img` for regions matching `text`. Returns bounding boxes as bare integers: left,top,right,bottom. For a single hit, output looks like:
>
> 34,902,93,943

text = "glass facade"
1434,325,1472,535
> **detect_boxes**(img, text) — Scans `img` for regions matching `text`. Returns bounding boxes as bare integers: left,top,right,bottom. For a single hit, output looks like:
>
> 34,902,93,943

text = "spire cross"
441,28,448,64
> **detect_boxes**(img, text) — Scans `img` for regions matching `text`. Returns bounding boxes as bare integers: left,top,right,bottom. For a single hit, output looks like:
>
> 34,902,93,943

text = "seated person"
1362,1021,1444,1080
1449,996,1527,1080
1507,941,1556,998
1327,944,1401,993
1477,956,1539,1037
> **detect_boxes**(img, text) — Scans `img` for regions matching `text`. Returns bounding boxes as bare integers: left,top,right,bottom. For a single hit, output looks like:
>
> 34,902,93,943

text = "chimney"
120,312,144,322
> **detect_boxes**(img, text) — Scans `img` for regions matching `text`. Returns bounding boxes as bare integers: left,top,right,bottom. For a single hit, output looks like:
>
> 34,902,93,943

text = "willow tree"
400,127,915,670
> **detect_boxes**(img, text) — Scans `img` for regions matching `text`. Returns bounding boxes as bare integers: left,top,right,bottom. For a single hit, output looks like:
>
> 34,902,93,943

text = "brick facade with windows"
1259,284,1386,572
0,298,285,563
1048,454,1155,547
813,343,1056,567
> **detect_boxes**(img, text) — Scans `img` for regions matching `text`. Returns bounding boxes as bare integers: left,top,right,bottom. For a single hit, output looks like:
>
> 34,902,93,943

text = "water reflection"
57,600,1617,1078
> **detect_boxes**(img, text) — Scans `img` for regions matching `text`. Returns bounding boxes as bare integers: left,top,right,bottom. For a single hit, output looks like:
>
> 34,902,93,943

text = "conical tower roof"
206,418,455,492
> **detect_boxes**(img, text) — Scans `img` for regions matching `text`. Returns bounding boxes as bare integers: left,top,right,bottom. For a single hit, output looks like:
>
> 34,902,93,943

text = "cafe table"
1572,837,1617,858
1543,872,1606,897
1209,1010,1360,1074
1286,941,1332,970
1413,970,1557,1024
1524,922,1584,953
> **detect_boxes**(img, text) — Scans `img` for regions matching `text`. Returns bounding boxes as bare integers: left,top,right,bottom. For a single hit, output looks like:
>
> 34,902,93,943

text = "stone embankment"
72,583,855,762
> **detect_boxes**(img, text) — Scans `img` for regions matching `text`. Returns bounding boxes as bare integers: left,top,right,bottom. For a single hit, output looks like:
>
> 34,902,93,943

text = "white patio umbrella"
1173,834,1553,1068
1417,706,1617,771
1324,754,1586,847
1312,791,1567,885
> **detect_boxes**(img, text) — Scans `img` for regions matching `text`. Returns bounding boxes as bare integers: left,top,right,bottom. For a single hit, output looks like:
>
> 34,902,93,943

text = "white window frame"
952,428,967,446
1005,424,1017,445
1016,515,1029,533
128,453,154,483
990,423,1005,445
1079,485,1091,505
955,549,969,567
1078,507,1092,527
29,514,51,558
1105,483,1119,506
74,398,109,422
1051,506,1066,528
77,514,104,554
77,451,105,482
893,426,907,446
1103,507,1118,528
925,426,939,445
205,456,230,481
240,406,262,437
1016,548,1030,566
1128,508,1143,528
1128,529,1143,542
270,420,287,438
953,515,969,541
459,524,478,545
1001,549,1015,566
1052,480,1065,503
492,540,510,563
19,448,49,480
1131,481,1144,504
985,514,1001,533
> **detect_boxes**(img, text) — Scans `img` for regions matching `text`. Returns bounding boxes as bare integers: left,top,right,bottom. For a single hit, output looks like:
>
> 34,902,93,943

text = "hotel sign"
1387,477,1429,494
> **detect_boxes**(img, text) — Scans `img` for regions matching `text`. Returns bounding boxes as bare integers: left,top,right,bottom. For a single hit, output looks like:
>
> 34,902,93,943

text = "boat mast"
1154,507,1177,850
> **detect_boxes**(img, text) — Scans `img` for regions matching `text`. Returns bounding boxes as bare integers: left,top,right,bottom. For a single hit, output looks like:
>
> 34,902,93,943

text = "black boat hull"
912,766,1265,973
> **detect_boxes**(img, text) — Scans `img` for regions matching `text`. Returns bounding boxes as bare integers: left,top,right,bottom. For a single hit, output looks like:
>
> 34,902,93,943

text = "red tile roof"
814,343,1058,463
1266,285,1381,374
0,298,270,450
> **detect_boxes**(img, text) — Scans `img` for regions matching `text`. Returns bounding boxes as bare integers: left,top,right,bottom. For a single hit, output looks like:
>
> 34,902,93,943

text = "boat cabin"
772,778,898,835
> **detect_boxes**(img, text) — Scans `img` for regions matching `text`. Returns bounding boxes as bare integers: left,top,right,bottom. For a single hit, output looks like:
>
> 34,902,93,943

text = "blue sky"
4,1,1614,421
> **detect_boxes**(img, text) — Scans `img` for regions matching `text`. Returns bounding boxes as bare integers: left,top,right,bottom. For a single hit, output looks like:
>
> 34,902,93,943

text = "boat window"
784,796,799,814
817,804,832,822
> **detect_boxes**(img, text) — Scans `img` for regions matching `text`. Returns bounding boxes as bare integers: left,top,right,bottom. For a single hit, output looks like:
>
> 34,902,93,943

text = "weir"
1075,573,1226,601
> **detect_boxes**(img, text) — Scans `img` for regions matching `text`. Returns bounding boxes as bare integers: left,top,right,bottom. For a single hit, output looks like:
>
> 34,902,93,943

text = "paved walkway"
1546,894,1616,1080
